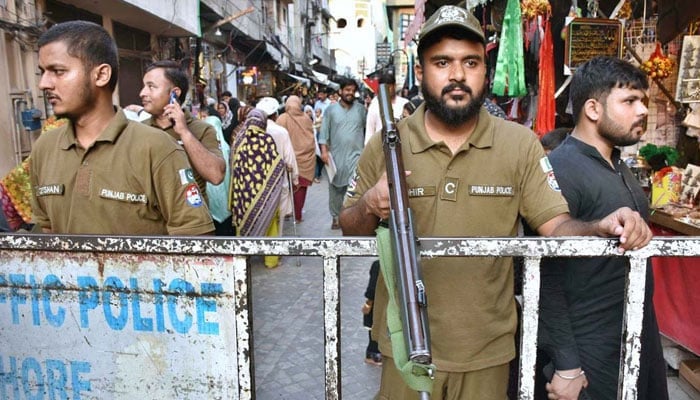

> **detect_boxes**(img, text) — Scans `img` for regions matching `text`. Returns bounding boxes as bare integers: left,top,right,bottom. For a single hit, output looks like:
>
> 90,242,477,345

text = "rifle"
377,84,432,399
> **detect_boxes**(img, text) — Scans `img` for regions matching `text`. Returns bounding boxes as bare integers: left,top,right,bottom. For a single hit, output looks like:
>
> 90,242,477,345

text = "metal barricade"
1,234,698,399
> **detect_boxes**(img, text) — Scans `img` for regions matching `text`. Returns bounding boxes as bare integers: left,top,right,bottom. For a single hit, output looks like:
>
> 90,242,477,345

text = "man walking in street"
339,6,652,399
138,60,226,203
31,21,214,235
538,56,668,400
314,87,332,117
365,71,409,144
318,77,366,230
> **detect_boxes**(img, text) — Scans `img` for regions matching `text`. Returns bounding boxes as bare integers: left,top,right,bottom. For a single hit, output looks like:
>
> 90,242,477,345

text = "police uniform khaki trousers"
374,356,509,400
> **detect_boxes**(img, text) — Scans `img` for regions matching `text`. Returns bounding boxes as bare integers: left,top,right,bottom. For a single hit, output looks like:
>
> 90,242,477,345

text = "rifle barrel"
378,84,431,364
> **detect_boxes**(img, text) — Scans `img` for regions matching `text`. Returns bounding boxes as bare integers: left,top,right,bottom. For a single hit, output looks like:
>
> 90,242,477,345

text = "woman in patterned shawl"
229,108,284,237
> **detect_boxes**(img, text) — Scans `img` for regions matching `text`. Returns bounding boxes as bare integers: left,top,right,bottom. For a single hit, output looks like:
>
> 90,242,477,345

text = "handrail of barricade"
1,233,698,400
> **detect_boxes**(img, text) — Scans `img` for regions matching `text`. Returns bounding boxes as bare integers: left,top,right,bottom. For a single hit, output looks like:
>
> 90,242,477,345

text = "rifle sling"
376,225,436,393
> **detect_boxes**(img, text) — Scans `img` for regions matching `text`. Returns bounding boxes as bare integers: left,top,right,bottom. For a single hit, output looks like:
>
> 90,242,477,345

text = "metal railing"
1,233,698,399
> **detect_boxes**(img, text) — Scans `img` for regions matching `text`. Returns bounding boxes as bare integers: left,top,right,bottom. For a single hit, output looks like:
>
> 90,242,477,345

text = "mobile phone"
167,91,177,126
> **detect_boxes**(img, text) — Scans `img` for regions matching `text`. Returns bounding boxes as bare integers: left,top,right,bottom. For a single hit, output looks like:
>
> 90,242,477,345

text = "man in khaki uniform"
139,60,226,203
31,21,214,235
339,5,653,399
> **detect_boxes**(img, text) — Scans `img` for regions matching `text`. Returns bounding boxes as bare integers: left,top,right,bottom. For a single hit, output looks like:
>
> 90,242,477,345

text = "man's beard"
422,80,485,127
598,110,645,147
54,77,96,121
340,93,355,106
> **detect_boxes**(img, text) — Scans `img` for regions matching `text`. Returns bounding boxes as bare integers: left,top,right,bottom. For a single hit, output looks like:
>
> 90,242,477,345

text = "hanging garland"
492,0,527,97
640,42,674,80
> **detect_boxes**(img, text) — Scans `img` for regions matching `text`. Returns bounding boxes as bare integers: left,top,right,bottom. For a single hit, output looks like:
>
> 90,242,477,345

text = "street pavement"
248,174,695,400
250,174,381,400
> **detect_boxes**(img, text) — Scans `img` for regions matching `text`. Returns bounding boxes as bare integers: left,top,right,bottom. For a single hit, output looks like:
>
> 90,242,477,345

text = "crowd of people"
3,7,671,398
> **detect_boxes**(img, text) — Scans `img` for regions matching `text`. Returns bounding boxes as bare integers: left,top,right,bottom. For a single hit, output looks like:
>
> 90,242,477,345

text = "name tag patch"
469,185,514,197
99,188,148,203
408,186,436,197
36,184,64,197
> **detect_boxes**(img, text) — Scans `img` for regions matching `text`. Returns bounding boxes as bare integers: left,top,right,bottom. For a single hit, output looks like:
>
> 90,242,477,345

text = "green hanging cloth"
492,0,527,97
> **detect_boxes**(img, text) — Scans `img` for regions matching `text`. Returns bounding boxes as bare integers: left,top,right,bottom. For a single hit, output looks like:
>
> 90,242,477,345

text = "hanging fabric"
403,0,427,45
492,0,527,97
535,15,555,136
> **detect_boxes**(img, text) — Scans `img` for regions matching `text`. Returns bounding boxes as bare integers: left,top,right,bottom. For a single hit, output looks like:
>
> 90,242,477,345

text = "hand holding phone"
168,90,177,125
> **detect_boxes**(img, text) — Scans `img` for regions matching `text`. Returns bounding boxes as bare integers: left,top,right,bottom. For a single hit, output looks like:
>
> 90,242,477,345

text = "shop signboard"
238,66,258,86
564,18,623,74
376,43,392,66
0,250,239,398
256,71,274,97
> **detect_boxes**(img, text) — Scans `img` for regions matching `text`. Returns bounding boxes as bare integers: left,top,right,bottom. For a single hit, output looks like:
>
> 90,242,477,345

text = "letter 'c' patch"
441,177,459,201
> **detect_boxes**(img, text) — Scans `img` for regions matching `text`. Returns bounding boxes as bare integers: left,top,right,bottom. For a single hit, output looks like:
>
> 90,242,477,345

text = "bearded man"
338,6,652,399
538,56,668,400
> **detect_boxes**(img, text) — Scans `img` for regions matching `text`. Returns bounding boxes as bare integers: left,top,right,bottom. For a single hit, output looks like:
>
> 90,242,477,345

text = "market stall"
650,209,700,356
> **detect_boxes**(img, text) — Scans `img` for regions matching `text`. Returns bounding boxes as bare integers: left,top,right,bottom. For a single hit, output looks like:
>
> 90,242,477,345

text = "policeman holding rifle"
339,5,652,399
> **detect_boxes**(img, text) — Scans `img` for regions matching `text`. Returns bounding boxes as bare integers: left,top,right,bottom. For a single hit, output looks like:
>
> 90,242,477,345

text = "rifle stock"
377,84,431,365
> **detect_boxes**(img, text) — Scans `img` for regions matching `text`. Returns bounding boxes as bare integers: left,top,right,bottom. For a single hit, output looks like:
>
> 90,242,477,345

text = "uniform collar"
58,107,129,150
403,105,495,154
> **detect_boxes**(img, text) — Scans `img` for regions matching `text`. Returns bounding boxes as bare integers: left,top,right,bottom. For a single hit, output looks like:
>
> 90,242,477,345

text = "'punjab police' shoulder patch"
185,184,203,207
345,172,359,199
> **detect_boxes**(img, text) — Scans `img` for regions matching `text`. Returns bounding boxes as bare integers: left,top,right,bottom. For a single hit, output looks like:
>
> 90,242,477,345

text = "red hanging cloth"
535,16,555,137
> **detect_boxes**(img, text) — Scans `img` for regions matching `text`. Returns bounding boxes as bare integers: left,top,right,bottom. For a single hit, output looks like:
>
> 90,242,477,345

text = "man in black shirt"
539,56,668,400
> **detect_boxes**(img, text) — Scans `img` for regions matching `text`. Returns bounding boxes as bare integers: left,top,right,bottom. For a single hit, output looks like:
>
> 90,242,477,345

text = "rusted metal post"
618,255,648,400
322,255,341,400
233,256,254,400
518,256,542,400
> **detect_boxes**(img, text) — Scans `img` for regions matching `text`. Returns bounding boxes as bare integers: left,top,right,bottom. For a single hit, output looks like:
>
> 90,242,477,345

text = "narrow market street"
250,173,381,399
248,174,696,400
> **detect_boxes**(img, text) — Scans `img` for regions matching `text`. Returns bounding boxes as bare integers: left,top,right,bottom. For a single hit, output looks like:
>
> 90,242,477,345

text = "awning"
52,0,200,36
309,71,340,90
265,42,283,64
657,0,700,44
311,70,329,85
286,73,310,87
